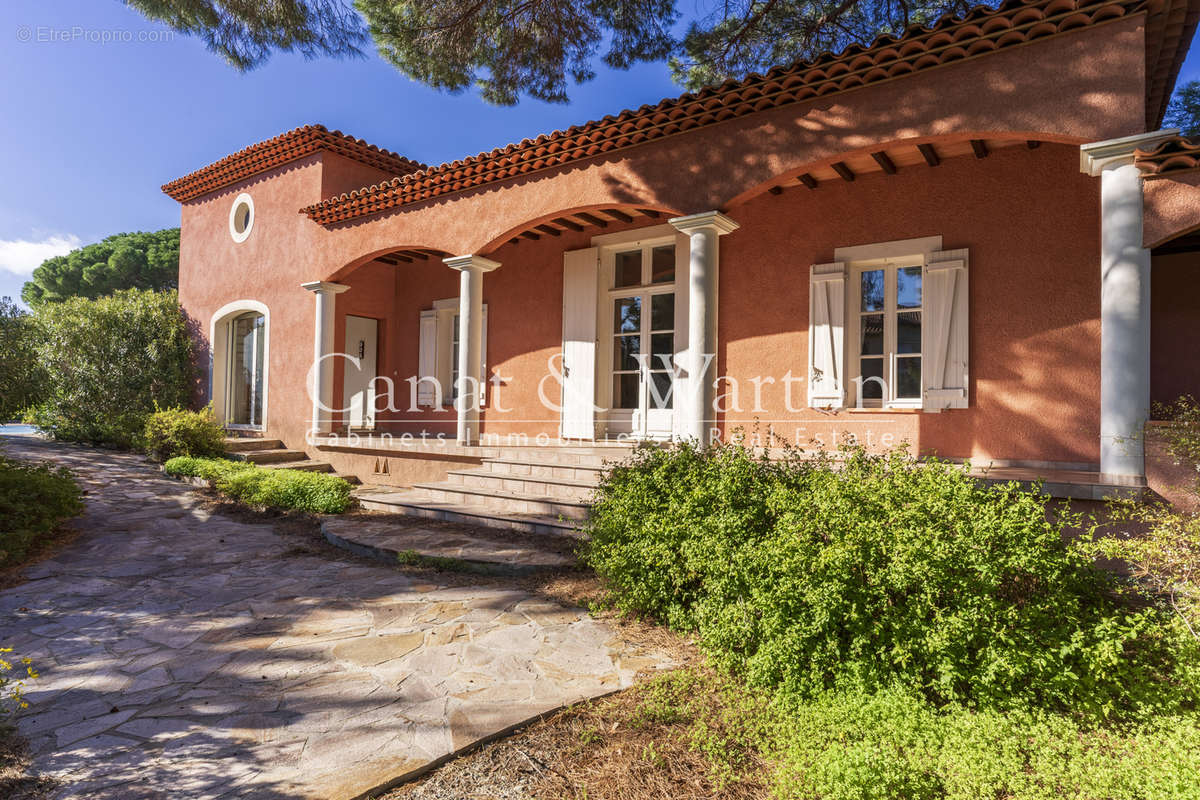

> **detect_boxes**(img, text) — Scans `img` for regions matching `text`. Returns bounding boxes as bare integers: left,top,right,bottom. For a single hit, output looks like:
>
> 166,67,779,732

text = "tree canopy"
126,0,975,104
22,228,180,308
1165,79,1200,137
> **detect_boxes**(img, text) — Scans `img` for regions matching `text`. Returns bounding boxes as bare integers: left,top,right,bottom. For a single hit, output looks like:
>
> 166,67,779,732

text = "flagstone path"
0,437,671,799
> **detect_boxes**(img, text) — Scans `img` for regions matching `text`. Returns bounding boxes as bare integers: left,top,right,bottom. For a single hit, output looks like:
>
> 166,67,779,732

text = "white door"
606,243,678,439
561,248,599,439
343,315,378,429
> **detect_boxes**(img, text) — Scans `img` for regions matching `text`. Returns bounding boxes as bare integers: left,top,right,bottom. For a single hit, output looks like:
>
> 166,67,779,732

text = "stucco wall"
1151,250,1200,409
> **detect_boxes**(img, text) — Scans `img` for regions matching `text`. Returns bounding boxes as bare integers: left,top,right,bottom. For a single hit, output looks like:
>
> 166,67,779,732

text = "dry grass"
0,525,80,592
377,667,773,800
0,727,55,800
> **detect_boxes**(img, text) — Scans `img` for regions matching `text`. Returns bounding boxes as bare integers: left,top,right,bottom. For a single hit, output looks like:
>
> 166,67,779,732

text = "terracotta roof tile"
1135,134,1200,174
303,0,1176,226
162,125,425,202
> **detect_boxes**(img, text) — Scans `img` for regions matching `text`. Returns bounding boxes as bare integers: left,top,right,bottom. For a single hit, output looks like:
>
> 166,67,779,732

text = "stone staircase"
223,437,361,484
355,444,635,536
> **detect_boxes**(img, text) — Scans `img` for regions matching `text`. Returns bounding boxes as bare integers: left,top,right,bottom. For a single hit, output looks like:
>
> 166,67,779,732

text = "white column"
1081,130,1176,481
443,255,501,445
301,281,349,436
669,211,740,443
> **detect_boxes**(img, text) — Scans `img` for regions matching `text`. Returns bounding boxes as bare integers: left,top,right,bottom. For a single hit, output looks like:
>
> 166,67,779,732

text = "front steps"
222,437,361,484
355,444,636,536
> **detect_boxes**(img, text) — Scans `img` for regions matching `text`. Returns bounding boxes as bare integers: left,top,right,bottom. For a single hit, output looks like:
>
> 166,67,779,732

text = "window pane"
860,357,884,400
860,314,884,355
651,293,674,331
897,357,922,399
613,373,639,409
897,310,921,354
651,333,674,369
861,270,885,312
614,297,641,333
651,245,675,284
650,371,673,409
898,266,922,309
614,335,641,371
615,250,641,288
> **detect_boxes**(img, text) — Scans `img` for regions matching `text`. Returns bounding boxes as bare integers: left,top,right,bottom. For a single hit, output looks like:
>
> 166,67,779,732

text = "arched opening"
1151,227,1200,412
210,300,270,430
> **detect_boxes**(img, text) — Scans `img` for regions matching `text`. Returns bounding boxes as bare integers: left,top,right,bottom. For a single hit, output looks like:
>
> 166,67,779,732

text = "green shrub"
1155,395,1200,489
585,441,1199,717
165,457,351,514
143,406,225,462
26,288,197,448
0,297,46,420
0,454,84,567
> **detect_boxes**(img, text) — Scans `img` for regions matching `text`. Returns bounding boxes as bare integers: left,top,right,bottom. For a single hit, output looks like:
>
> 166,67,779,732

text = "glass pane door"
610,290,674,437
229,312,265,426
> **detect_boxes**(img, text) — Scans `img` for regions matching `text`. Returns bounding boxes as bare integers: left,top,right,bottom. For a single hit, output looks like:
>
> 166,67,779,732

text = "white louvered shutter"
808,262,847,409
922,248,969,410
417,309,438,406
480,304,488,404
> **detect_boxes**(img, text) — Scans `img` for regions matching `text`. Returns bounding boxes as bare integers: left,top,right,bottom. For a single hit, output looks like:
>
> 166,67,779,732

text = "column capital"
669,210,740,236
300,281,350,295
1079,129,1179,176
443,254,501,273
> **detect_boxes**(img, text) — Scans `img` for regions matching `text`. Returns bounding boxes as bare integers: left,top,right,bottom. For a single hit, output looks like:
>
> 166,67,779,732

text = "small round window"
229,193,254,243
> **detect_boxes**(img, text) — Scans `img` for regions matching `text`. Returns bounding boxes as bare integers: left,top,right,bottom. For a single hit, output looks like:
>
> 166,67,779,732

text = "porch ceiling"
764,136,1040,195
501,208,665,246
372,247,450,266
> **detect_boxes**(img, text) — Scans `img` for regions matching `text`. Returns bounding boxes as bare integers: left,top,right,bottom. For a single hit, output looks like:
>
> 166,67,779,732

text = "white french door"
227,311,265,428
605,243,677,439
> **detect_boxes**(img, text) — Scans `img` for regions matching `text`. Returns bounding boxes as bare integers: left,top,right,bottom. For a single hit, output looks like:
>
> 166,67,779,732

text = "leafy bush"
27,289,197,448
0,647,37,719
165,457,352,514
1154,394,1200,493
143,406,225,462
0,453,84,567
0,297,46,420
585,441,1199,717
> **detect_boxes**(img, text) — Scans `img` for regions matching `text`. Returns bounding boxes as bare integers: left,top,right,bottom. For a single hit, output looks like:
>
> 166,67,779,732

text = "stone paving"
0,437,672,799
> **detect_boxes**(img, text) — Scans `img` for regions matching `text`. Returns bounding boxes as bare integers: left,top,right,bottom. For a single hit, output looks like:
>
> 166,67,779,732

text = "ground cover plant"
573,439,1200,799
164,456,352,514
0,452,83,569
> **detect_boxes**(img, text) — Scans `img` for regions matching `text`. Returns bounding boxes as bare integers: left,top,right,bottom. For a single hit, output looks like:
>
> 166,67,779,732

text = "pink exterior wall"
173,14,1180,471
1151,251,1200,408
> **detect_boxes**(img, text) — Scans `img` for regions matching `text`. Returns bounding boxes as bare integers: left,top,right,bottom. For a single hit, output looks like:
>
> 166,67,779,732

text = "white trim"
590,222,677,249
209,299,270,430
1080,129,1179,176
228,193,255,244
834,235,942,265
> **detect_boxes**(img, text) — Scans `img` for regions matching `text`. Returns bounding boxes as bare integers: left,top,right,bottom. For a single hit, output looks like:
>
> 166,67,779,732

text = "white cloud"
0,234,82,276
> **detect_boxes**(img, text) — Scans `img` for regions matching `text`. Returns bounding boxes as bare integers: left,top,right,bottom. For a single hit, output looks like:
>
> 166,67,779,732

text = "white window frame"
837,236,941,410
430,296,486,406
591,224,689,436
208,299,270,430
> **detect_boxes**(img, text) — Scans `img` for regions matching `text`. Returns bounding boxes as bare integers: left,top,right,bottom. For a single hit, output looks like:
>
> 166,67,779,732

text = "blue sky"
1,1,1197,305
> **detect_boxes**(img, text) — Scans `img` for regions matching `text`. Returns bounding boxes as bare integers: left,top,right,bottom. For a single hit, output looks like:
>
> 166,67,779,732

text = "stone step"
483,458,607,483
445,468,597,502
488,445,636,467
222,437,285,453
257,460,334,473
233,449,309,465
355,489,582,538
321,517,575,574
411,482,589,521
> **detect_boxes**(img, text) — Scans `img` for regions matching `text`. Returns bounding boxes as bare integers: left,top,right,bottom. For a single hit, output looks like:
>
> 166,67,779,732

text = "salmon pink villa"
166,0,1200,529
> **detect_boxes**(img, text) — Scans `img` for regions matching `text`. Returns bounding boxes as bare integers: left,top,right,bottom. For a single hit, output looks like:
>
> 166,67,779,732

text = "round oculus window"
229,193,254,243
